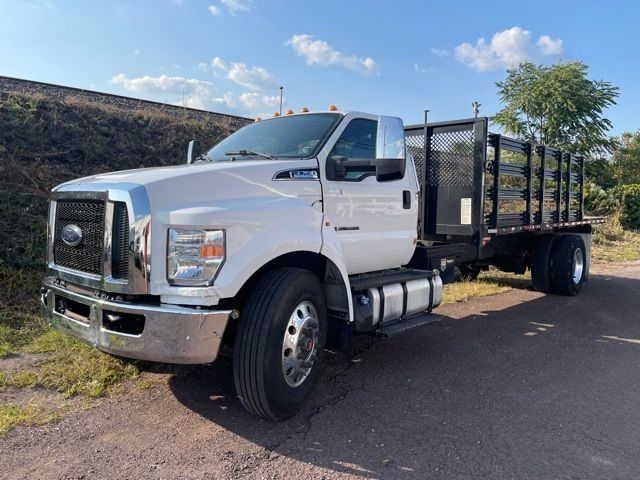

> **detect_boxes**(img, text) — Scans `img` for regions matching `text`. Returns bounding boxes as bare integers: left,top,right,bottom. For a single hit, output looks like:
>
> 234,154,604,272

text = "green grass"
8,330,139,397
0,265,140,436
0,403,59,436
592,214,640,263
442,270,532,304
0,267,49,358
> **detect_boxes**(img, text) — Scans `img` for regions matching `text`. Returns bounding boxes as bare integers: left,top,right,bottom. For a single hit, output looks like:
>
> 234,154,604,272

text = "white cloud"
413,62,433,75
207,0,250,16
453,27,564,72
110,73,215,109
238,92,280,111
211,56,227,70
110,71,280,115
286,34,377,75
219,0,250,14
211,92,236,108
430,48,450,58
227,63,275,91
537,35,563,56
209,56,275,91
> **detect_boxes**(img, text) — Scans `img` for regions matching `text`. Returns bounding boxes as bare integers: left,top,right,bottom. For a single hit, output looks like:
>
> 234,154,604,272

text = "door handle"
403,190,411,209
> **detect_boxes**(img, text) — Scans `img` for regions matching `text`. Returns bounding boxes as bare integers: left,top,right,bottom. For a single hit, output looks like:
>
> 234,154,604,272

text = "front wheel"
233,267,327,420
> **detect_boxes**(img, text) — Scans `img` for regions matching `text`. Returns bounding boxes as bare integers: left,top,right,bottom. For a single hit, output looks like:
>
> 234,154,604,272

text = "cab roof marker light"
272,112,280,117
255,116,262,122
286,109,294,115
328,104,338,111
300,107,309,113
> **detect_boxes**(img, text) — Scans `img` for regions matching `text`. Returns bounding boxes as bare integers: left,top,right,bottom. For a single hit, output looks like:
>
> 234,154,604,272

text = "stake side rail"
404,118,605,240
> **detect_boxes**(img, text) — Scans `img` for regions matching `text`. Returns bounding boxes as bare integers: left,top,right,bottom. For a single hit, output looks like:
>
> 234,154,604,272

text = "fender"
151,197,354,322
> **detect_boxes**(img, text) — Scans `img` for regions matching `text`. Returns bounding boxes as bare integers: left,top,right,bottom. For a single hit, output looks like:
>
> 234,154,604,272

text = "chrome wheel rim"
572,248,584,284
281,301,320,388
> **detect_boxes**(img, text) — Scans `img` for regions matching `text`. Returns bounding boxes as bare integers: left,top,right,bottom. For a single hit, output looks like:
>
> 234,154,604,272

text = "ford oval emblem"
61,224,83,247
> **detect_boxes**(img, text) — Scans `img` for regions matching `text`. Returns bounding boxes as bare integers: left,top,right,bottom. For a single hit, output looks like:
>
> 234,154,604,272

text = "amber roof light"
328,104,338,111
300,107,309,113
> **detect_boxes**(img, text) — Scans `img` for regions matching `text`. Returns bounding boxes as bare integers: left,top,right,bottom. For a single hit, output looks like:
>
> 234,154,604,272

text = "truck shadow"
167,272,640,478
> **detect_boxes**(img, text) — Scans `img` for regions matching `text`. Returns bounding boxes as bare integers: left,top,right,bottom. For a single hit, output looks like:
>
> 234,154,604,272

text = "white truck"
42,109,601,419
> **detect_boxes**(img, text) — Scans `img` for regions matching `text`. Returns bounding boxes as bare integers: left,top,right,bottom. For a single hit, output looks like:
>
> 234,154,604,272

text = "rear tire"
458,263,481,281
233,267,327,420
550,235,586,296
531,235,555,293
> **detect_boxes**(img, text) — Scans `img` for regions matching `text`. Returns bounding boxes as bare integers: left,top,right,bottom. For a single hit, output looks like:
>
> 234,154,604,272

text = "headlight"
167,228,225,286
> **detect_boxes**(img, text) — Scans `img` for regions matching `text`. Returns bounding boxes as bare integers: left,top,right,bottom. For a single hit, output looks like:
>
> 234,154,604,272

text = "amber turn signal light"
199,245,224,258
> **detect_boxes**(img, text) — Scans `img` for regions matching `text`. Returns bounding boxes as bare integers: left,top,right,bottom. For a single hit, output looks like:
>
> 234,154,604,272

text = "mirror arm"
187,140,200,164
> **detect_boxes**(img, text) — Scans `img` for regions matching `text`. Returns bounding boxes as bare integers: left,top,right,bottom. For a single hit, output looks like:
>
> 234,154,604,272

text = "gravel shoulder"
2,264,640,480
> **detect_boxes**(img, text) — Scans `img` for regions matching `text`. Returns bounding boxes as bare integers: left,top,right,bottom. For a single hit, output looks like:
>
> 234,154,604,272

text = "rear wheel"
531,235,555,293
458,263,481,281
550,235,586,296
233,267,327,420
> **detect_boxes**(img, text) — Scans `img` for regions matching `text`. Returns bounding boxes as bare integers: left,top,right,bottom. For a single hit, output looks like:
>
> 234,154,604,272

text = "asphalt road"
2,263,640,479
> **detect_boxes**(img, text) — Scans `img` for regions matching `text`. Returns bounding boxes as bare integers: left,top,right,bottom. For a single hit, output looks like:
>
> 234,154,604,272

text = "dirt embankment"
0,79,250,269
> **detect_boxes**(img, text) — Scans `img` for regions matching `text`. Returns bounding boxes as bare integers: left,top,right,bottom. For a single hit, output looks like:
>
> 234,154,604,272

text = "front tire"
233,267,327,420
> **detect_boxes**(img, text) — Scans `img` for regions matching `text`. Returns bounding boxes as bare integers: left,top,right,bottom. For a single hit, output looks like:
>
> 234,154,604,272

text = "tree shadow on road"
167,272,640,479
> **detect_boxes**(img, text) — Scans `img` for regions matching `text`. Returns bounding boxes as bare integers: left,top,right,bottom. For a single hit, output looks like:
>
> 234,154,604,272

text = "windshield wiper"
224,149,275,160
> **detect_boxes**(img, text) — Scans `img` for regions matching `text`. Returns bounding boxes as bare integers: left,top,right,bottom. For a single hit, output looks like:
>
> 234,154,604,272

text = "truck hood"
56,159,321,211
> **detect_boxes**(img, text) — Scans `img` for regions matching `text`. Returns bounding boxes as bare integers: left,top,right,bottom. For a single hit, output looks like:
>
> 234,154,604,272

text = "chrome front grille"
49,184,151,295
53,199,105,275
111,201,130,279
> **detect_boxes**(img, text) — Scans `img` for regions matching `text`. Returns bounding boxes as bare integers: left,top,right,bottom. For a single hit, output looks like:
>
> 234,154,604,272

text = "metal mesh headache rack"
404,117,605,240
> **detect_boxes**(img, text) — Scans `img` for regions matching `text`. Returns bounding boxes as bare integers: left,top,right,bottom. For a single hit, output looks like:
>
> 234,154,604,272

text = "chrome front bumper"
41,277,231,364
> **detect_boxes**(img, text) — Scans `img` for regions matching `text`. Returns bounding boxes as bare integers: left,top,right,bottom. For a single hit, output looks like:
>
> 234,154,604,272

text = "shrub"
614,184,640,230
584,182,619,216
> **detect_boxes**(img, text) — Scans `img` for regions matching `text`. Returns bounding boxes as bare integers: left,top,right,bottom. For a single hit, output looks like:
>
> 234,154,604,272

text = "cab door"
319,114,418,275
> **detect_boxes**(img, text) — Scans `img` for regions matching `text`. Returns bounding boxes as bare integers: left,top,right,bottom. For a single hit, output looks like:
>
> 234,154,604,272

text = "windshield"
204,113,342,161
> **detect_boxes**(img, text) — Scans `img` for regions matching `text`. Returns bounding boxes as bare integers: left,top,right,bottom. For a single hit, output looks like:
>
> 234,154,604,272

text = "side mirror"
375,116,406,181
187,140,200,164
326,155,348,180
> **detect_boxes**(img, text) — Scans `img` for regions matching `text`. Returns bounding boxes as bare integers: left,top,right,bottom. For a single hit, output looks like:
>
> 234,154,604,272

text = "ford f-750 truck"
41,109,603,419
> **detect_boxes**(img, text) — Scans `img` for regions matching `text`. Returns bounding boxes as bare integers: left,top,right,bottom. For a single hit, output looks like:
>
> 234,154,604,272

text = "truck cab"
41,109,443,420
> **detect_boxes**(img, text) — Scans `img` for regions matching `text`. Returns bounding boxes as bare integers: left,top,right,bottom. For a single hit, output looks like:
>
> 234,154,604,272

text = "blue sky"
1,0,638,134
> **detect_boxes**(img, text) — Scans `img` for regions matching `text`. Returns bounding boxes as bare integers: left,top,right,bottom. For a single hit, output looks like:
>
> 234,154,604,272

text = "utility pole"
279,86,284,115
472,101,481,118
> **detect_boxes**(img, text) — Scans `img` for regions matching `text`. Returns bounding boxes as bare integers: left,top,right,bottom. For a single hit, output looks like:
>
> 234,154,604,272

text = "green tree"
610,130,640,185
493,62,619,157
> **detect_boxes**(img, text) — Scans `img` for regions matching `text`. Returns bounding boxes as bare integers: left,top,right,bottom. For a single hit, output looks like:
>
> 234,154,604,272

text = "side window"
329,119,377,181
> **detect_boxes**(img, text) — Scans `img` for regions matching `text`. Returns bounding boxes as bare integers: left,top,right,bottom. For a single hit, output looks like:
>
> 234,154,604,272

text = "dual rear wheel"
531,234,586,296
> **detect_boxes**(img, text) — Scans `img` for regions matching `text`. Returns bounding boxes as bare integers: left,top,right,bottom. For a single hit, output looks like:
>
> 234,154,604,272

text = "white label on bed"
460,198,472,225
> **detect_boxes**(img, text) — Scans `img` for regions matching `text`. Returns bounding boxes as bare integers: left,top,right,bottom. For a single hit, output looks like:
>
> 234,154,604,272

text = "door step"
349,267,436,291
376,312,442,337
